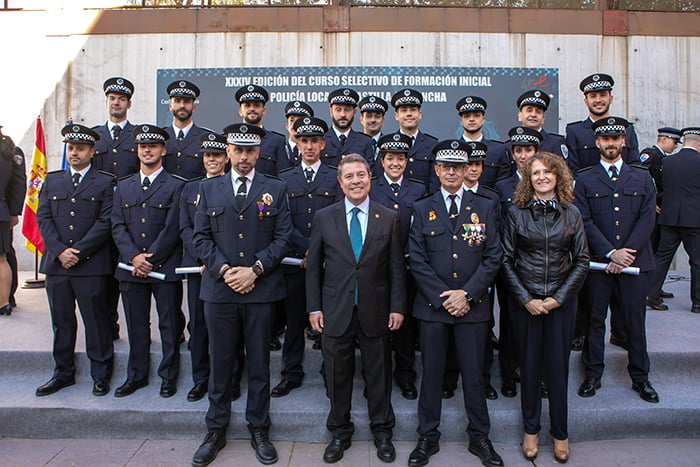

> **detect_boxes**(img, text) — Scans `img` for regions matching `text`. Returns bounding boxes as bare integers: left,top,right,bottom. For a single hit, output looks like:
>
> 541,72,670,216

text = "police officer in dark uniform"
111,125,185,399
370,132,425,400
647,127,700,314
281,100,315,170
163,80,207,180
516,90,569,158
93,77,138,178
272,117,340,398
565,73,640,173
235,84,287,176
191,123,292,466
456,96,511,188
5,145,25,311
408,140,503,467
0,128,26,316
359,95,389,162
179,132,230,402
35,124,115,397
574,117,659,404
390,89,438,192
324,88,376,169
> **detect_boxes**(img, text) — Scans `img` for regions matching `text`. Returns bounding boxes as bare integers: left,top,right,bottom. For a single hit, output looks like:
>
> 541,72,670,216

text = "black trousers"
119,280,182,382
7,234,17,304
583,272,650,383
512,298,574,440
106,243,121,337
648,226,700,304
418,319,490,443
322,307,395,441
280,267,307,384
205,301,272,433
186,273,209,385
46,275,114,380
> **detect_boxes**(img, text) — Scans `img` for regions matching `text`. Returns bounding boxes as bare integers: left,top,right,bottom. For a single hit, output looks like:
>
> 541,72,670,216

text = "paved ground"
1,438,700,466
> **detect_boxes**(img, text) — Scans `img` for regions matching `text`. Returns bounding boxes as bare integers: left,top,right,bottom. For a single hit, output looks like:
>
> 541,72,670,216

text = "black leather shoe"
160,379,177,398
36,377,75,397
92,378,110,396
632,380,659,403
647,298,669,311
441,384,456,399
269,336,282,351
250,431,278,465
578,377,601,398
114,379,148,397
501,379,517,398
231,385,241,401
374,438,396,463
468,438,504,467
192,431,226,467
408,437,439,466
323,438,351,463
660,289,674,299
399,382,418,400
571,336,584,351
0,304,12,315
609,334,629,350
692,304,700,314
187,382,208,402
540,378,549,399
485,383,498,400
271,378,301,397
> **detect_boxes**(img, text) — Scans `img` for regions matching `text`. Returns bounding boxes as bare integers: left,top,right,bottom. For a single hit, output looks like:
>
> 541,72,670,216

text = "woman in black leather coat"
501,152,589,463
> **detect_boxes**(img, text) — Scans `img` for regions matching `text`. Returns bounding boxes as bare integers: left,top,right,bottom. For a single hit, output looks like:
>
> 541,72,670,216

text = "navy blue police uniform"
280,101,315,171
323,88,375,169
111,125,185,395
36,125,115,392
2,144,26,312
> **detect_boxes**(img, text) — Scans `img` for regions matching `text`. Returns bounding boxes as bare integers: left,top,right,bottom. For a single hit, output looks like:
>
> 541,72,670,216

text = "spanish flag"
21,117,47,255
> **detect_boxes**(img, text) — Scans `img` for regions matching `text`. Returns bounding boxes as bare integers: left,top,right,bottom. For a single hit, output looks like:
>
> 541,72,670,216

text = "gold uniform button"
69,211,75,216
211,211,216,216
238,233,244,239
239,252,245,258
112,161,118,166
409,157,414,162
430,231,435,235
141,203,147,208
266,211,271,216
614,206,620,211
112,148,118,153
177,165,181,170
615,221,620,226
177,152,182,157
613,193,619,198
140,232,146,238
70,198,76,203
307,223,312,228
452,253,459,259
68,239,73,244
307,208,313,214
157,204,163,208
68,225,74,230
453,235,458,241
453,272,458,278
52,196,57,200
307,193,313,199
239,215,244,221
141,218,146,223
615,235,621,240
142,247,147,252
393,204,399,209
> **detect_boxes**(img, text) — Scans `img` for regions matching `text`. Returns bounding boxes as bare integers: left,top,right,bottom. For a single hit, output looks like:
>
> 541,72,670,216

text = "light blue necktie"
350,207,362,261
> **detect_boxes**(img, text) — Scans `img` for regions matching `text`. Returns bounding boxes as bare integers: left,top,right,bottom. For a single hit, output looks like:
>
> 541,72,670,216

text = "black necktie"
178,129,185,141
339,134,347,147
142,177,150,190
305,168,314,184
448,194,458,228
112,125,121,140
291,145,299,161
72,173,81,189
390,183,400,195
237,176,248,201
609,165,619,181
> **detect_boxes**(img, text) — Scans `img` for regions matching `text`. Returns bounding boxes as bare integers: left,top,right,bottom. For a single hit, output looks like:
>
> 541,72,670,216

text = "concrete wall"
1,8,697,268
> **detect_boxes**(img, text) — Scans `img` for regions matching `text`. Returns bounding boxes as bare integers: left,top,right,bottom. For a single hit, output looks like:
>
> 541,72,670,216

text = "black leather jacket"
501,201,590,307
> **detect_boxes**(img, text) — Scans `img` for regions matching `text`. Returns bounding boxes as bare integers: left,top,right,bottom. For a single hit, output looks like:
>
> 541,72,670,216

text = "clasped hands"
525,297,561,316
606,247,636,274
440,289,470,317
223,266,257,294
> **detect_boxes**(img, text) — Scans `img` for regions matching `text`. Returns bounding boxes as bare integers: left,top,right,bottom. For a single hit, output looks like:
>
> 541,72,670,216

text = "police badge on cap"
432,139,470,163
358,95,389,114
681,127,700,137
591,117,629,136
456,96,487,115
235,84,269,104
508,126,544,146
328,88,360,106
293,117,328,137
199,132,227,153
378,133,412,154
517,90,550,110
61,124,100,145
391,89,423,109
223,123,265,146
132,125,169,144
466,141,487,161
167,80,200,99
285,101,314,118
103,77,134,97
579,73,615,94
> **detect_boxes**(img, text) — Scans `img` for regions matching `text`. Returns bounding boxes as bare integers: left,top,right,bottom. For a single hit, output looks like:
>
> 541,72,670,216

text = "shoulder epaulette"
423,133,438,141
97,170,117,179
481,185,499,195
550,132,564,138
171,174,189,183
473,191,492,201
118,174,133,182
326,164,338,170
263,173,282,181
630,163,649,171
199,175,218,183
371,175,379,181
487,139,505,145
185,176,205,184
576,166,594,174
357,131,371,138
270,130,286,138
47,169,65,175
414,193,433,202
566,121,584,127
199,126,216,134
91,124,104,130
495,173,513,183
407,178,425,185
278,166,295,175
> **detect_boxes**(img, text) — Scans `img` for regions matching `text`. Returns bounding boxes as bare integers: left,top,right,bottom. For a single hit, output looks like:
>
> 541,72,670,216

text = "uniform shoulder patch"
270,130,286,138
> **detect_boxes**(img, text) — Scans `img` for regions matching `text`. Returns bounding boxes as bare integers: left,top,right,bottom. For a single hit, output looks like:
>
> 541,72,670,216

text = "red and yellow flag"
21,117,47,255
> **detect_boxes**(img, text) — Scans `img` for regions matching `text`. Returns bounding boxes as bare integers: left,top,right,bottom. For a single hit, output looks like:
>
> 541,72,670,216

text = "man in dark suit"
191,123,292,467
370,133,426,400
323,88,376,169
235,84,287,176
111,125,185,399
516,90,569,158
281,100,315,170
272,117,340,397
179,132,230,402
0,129,24,316
574,117,659,404
163,80,207,180
565,73,640,173
35,124,115,396
456,96,511,188
407,140,503,467
647,128,700,314
306,153,405,464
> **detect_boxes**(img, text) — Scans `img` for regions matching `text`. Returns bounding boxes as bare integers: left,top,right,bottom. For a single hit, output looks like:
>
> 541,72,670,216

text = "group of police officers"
14,71,700,467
